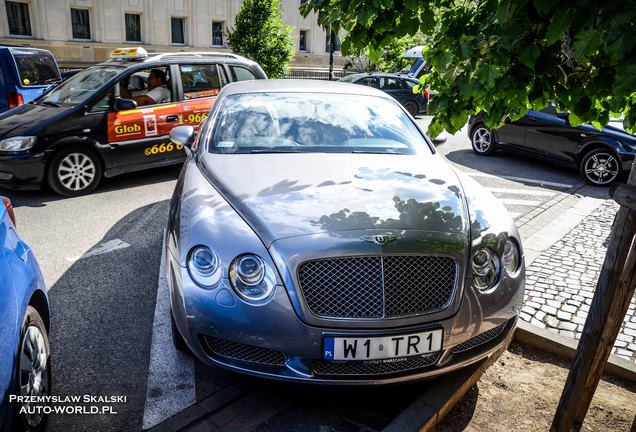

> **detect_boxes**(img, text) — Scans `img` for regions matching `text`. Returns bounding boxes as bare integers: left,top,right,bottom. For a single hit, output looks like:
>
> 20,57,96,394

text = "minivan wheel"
471,125,496,155
12,306,51,432
47,147,102,197
580,149,621,186
403,101,418,117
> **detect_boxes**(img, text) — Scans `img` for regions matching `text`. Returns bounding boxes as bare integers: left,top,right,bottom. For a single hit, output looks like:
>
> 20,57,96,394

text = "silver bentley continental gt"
165,79,525,384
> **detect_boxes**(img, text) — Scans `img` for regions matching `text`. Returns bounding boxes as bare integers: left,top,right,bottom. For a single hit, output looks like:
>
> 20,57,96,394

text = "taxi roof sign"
110,47,148,59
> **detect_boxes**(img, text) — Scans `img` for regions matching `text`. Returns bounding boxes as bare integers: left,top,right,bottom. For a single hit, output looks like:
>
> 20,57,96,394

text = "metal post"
329,29,335,81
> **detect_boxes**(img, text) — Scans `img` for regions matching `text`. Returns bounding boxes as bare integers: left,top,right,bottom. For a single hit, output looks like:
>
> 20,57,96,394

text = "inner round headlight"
187,245,222,288
236,255,265,286
471,248,499,291
503,239,520,274
229,254,275,302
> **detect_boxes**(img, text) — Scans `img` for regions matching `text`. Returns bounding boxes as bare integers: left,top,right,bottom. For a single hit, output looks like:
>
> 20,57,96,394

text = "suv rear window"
11,49,60,86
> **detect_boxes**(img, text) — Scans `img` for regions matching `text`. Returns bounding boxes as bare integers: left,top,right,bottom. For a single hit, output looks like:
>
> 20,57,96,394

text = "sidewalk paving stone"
521,199,636,363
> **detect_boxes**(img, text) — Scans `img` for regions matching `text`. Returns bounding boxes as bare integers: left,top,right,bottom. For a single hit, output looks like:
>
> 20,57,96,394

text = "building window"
325,33,341,52
212,21,223,46
299,30,307,52
125,13,141,42
171,17,185,44
71,8,91,39
6,1,32,36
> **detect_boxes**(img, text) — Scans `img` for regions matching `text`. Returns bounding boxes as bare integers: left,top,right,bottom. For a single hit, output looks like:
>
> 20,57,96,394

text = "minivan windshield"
210,93,429,155
40,66,122,107
12,48,61,86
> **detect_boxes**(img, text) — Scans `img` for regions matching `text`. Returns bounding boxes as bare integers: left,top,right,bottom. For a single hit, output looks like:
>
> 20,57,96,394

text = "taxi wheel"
47,147,102,197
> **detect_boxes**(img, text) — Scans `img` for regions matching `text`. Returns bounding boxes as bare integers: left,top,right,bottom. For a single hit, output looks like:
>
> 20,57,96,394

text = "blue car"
0,196,50,432
0,46,61,113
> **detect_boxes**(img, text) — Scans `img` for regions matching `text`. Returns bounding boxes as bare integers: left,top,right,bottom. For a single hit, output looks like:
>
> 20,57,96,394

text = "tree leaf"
614,63,636,99
476,64,502,88
546,10,573,45
533,0,553,16
569,112,583,126
518,44,540,68
572,28,602,61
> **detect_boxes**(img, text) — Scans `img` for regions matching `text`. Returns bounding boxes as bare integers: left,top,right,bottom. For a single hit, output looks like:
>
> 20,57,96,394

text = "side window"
357,78,377,88
180,64,227,100
119,66,172,106
378,78,400,90
228,65,258,82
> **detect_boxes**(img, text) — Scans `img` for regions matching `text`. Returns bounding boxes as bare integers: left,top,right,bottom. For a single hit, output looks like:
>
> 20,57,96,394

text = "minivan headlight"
0,136,36,152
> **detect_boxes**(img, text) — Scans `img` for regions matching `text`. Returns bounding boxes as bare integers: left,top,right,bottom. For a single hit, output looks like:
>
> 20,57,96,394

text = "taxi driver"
120,69,171,106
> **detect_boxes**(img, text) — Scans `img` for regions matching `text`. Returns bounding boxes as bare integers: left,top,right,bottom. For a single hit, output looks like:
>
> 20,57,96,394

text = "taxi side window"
228,65,258,82
119,67,172,106
180,64,227,100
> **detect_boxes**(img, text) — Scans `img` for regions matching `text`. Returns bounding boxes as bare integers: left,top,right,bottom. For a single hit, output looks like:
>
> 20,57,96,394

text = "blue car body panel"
0,202,48,431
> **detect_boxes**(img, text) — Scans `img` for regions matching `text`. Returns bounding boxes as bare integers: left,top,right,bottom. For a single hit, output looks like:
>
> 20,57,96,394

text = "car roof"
101,51,257,68
218,79,392,99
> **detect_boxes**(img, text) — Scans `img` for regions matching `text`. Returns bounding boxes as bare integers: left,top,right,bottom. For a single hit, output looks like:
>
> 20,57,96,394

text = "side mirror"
114,97,137,111
169,126,196,147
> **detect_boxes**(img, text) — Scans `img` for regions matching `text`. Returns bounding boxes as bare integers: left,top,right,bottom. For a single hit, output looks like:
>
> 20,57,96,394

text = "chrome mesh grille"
312,353,439,376
202,336,287,366
298,256,457,319
452,322,507,353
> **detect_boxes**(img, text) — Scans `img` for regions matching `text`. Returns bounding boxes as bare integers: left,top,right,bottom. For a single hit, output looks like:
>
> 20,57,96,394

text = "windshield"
40,66,122,107
209,93,429,154
12,49,60,86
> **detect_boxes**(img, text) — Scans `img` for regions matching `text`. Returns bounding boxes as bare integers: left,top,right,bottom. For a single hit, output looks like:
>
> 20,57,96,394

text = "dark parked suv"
0,47,266,196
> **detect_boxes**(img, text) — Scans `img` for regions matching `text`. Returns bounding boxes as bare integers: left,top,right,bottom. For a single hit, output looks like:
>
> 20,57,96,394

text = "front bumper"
167,244,525,385
0,152,47,190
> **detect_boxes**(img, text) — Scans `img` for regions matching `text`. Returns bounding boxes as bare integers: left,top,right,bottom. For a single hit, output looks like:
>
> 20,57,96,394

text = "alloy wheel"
583,152,619,185
472,127,493,154
56,152,97,191
19,325,50,427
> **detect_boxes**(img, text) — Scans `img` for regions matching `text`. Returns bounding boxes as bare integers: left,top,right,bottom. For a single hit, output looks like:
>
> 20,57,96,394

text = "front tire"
471,124,496,155
47,146,102,197
403,101,418,117
580,149,621,186
12,306,51,432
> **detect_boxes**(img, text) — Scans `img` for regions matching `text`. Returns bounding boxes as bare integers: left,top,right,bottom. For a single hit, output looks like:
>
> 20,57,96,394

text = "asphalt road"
5,117,587,431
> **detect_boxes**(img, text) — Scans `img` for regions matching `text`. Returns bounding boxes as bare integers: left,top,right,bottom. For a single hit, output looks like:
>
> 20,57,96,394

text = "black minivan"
0,46,61,112
0,47,266,196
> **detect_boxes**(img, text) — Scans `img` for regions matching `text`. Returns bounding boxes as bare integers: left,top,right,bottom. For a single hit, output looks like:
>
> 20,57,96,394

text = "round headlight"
503,239,520,274
229,254,275,302
472,248,499,291
187,245,222,287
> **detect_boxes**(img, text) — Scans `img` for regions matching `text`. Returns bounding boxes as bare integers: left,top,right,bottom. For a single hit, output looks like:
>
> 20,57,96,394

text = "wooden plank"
551,166,636,431
609,183,636,212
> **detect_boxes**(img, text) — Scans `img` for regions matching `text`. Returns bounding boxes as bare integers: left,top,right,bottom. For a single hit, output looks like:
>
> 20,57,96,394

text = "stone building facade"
0,0,344,69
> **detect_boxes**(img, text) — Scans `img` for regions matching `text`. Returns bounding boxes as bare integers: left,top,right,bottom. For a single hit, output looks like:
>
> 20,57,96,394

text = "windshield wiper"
40,101,60,107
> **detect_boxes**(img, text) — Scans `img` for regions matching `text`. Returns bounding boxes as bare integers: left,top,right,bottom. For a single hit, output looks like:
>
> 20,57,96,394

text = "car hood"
200,152,470,246
0,103,67,137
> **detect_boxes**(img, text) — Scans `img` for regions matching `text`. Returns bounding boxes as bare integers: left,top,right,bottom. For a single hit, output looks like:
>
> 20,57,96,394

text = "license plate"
323,329,443,361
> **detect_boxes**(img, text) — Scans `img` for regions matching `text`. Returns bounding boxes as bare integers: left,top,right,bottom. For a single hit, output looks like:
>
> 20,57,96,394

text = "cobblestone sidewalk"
521,199,636,363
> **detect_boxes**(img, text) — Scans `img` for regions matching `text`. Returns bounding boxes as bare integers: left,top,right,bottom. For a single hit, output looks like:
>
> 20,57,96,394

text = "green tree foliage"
227,0,295,78
301,0,636,137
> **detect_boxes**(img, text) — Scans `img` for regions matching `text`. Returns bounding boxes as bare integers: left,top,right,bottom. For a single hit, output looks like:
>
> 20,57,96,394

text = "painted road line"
65,239,130,262
509,212,522,218
142,239,195,430
498,199,542,206
487,188,556,196
466,172,574,189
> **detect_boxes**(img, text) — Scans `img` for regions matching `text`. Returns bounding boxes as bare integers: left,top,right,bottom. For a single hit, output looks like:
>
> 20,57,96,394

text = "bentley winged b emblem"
361,234,398,246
